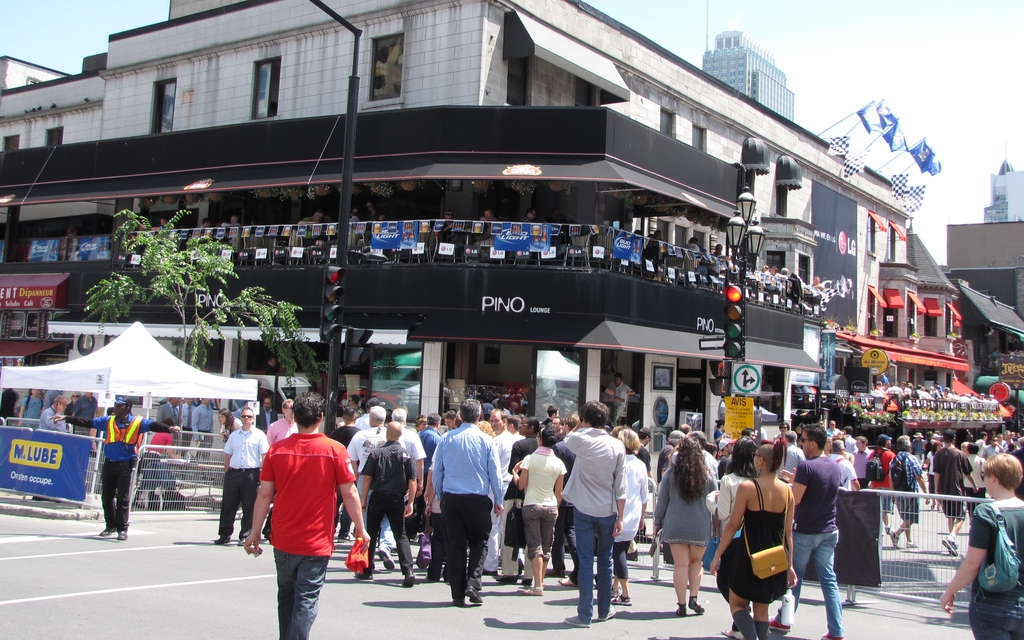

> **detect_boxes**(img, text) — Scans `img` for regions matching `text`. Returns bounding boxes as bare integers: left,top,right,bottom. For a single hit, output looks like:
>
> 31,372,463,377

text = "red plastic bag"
345,537,369,574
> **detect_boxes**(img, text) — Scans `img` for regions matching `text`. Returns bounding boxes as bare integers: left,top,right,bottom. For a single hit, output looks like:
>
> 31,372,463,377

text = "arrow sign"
731,363,762,395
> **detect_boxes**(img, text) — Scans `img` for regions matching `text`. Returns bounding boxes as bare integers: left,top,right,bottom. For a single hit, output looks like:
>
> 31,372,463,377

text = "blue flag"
882,118,908,153
857,101,883,133
875,100,897,130
909,138,942,175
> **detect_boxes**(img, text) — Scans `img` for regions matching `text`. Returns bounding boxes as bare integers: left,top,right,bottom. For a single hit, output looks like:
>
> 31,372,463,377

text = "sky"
4,0,1024,264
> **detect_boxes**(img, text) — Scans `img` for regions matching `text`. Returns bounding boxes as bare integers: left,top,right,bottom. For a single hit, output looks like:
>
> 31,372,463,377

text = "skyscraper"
702,31,794,121
984,159,1024,223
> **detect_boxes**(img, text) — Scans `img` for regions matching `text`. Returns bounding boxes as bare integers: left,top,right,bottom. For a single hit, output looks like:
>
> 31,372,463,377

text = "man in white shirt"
780,431,805,476
215,407,269,545
607,373,634,425
828,440,860,490
348,407,388,473
489,409,521,576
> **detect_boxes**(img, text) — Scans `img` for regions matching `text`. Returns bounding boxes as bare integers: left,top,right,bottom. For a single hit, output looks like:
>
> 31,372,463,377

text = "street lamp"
737,187,757,224
723,189,762,362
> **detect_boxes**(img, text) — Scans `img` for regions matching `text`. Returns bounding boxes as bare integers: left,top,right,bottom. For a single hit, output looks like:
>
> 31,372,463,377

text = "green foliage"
86,210,321,379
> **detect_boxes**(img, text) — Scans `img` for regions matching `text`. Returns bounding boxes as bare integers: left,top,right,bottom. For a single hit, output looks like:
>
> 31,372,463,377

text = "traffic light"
321,266,345,342
709,360,732,397
723,284,745,360
344,328,373,367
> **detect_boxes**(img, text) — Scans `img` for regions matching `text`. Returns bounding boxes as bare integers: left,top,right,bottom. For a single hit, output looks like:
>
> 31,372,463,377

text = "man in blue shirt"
432,399,503,608
69,396,179,540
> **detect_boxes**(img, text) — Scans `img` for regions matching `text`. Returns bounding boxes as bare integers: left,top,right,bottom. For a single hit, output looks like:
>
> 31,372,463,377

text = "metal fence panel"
131,444,226,513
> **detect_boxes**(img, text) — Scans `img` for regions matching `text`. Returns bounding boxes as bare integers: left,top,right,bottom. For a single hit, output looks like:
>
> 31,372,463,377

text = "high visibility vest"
106,416,144,446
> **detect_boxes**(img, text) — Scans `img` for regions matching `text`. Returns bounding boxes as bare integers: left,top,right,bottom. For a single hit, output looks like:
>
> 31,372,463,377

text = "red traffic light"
326,266,345,284
724,285,743,303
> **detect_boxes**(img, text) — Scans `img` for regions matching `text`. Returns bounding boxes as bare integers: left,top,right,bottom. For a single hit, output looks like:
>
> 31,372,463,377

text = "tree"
86,210,321,379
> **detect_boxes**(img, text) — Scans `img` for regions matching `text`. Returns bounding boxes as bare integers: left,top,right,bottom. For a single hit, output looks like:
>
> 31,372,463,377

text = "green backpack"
980,505,1022,593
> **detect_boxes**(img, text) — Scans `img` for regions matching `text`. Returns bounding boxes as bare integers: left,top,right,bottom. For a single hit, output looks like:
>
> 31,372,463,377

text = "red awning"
923,297,943,317
868,211,889,231
907,291,927,314
883,289,905,308
0,274,70,310
867,285,888,308
838,332,970,372
890,222,908,241
952,378,978,397
0,340,63,358
947,302,962,326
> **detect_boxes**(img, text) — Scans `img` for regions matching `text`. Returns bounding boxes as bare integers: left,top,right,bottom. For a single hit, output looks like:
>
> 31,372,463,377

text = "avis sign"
724,396,754,438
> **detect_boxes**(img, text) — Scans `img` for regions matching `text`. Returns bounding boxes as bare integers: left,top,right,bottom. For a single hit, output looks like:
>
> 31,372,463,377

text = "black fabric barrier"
802,489,881,588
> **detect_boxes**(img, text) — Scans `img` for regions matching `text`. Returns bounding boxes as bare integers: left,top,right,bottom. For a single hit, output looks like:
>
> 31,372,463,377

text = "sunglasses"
241,414,255,419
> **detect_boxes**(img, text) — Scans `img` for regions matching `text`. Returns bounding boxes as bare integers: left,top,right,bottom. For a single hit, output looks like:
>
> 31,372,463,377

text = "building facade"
1,0,946,435
984,160,1024,223
701,30,794,121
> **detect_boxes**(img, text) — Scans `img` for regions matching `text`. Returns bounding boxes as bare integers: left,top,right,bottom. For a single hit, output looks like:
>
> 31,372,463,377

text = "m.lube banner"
0,427,93,502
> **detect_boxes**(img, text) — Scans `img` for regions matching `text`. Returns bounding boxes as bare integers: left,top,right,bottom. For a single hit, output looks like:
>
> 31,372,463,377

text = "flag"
891,174,909,199
842,152,867,178
882,119,908,153
904,185,926,213
827,136,850,156
876,100,897,130
857,101,883,133
909,138,942,175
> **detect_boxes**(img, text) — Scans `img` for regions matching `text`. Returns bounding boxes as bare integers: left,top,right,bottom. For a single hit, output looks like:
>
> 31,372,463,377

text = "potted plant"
869,328,882,337
948,331,960,339
162,195,179,205
509,180,536,196
843,322,858,333
910,331,921,340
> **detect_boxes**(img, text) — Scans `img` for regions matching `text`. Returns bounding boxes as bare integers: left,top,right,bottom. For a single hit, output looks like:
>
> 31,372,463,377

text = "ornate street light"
726,214,747,253
746,223,765,257
737,187,757,225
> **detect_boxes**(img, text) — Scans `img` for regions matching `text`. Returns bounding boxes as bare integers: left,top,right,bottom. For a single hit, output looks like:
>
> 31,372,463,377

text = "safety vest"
106,415,144,446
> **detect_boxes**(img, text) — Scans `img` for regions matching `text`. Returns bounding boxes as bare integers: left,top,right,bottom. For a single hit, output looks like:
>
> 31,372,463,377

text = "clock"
77,334,95,356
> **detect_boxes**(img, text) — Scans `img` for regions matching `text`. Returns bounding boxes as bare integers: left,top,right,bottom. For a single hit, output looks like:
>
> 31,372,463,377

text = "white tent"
0,322,257,401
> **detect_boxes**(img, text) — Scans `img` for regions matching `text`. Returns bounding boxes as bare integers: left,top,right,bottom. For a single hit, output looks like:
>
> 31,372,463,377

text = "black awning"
0,106,740,217
746,341,822,372
577,321,713,359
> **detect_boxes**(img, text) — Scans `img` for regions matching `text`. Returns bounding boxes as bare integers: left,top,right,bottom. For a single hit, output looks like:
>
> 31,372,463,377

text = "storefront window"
371,342,423,417
535,349,580,418
444,343,534,415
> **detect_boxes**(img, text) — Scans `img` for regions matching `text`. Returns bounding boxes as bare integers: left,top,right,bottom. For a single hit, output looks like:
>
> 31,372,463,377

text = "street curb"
0,502,102,521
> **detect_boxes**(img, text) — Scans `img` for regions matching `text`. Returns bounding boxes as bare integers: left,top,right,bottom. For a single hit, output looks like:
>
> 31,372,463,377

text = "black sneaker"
378,549,396,571
98,528,116,537
214,537,231,545
355,572,373,581
116,531,128,541
403,574,415,588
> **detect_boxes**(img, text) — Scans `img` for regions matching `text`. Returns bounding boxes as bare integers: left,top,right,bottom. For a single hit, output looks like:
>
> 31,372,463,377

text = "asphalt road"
0,512,973,640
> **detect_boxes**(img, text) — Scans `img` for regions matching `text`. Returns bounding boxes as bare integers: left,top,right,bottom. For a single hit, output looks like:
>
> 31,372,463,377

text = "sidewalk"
0,490,101,520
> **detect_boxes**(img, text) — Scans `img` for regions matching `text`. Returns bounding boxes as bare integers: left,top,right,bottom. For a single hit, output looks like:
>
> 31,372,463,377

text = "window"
866,216,876,254
674,225,687,247
660,109,675,137
766,251,785,269
798,254,810,284
152,79,176,133
45,127,63,146
371,34,404,101
924,314,938,337
886,226,897,262
507,57,528,106
691,124,707,151
906,297,916,337
252,58,281,119
574,77,595,107
883,307,898,338
2,135,18,152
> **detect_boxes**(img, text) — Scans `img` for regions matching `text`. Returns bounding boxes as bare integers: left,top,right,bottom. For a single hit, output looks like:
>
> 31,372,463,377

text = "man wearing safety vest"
68,395,180,540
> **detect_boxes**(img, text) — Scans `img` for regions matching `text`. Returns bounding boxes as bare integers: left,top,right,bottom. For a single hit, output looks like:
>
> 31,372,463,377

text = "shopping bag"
345,537,369,574
416,532,432,569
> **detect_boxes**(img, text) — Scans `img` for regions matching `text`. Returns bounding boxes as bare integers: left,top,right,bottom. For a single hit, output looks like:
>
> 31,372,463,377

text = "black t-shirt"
330,425,360,448
933,446,972,497
504,437,539,501
969,502,1024,597
635,446,651,473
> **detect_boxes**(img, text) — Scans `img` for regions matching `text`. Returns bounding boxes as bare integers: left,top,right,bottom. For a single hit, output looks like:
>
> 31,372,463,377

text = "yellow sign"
861,348,891,376
9,439,63,469
724,395,755,438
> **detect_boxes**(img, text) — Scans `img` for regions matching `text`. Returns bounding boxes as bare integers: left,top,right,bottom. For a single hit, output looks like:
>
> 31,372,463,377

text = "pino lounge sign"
0,428,92,502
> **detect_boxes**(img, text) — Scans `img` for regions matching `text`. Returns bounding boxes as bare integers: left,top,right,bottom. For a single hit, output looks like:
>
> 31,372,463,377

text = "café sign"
0,274,69,310
1000,355,1024,388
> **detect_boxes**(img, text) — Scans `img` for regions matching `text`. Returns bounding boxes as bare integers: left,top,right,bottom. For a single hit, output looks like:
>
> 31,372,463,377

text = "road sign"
731,363,762,395
861,348,890,376
991,382,1012,403
724,395,755,438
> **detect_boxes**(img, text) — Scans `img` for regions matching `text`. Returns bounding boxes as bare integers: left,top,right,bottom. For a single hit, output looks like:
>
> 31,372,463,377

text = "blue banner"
400,221,418,250
27,239,62,262
529,224,551,253
613,231,633,260
370,222,402,249
821,331,837,391
494,223,531,251
74,236,111,261
0,428,92,502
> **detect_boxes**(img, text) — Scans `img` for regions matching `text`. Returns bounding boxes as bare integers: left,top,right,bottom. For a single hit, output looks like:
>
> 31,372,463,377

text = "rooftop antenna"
705,0,710,52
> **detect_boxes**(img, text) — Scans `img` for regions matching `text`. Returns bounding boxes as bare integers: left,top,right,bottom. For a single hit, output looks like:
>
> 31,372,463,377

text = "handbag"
702,536,720,571
980,505,1021,592
345,537,369,574
744,484,790,580
416,532,432,569
504,500,526,549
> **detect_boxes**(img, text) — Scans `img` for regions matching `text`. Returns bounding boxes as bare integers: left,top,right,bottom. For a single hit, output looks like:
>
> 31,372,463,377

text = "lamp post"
309,0,361,429
723,187,764,362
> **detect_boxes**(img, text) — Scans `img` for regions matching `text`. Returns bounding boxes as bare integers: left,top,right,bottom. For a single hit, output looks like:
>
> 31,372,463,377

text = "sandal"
676,603,688,617
688,596,705,615
610,594,632,606
520,587,544,596
558,578,578,588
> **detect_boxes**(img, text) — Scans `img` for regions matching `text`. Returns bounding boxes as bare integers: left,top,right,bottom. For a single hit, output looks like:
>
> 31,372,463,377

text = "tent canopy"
0,322,257,401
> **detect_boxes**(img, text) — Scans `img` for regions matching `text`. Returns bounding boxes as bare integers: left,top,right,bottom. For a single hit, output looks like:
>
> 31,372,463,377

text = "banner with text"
811,182,859,327
0,427,92,502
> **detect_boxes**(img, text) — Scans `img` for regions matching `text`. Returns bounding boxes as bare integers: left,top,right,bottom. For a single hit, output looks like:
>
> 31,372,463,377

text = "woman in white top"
611,428,650,606
512,425,566,596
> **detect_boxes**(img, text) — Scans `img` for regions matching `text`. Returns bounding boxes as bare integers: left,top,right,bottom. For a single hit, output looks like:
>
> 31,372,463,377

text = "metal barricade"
628,477,663,580
130,444,226,512
859,488,990,606
5,418,40,430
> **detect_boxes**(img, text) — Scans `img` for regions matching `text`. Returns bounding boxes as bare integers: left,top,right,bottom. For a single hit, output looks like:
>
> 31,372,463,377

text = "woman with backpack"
890,436,928,549
940,453,1024,638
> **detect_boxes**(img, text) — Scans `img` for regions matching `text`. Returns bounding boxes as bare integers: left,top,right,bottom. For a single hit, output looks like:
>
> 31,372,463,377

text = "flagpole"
876,153,906,172
816,111,859,138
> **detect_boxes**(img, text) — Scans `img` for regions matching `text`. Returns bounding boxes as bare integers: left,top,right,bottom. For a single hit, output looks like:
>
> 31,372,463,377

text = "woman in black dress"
710,440,796,640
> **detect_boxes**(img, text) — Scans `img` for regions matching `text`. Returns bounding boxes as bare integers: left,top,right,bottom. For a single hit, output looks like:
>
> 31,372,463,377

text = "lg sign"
837,231,857,257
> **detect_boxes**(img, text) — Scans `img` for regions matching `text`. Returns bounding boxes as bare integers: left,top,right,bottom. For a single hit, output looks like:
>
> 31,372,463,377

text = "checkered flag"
828,136,850,156
842,152,867,179
904,185,926,213
891,174,909,199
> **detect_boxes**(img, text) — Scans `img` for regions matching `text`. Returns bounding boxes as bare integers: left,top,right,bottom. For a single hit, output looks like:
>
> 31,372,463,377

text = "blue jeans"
970,593,1024,640
274,549,329,640
791,530,843,638
574,508,616,623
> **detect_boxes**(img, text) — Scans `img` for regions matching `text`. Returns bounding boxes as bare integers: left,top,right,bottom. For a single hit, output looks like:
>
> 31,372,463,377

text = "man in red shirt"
245,392,366,640
868,434,897,543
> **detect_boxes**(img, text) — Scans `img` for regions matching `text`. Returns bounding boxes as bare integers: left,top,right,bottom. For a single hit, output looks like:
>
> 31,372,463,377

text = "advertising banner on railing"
0,427,92,502
73,236,111,261
370,222,402,249
492,223,552,252
27,239,62,263
613,231,643,263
